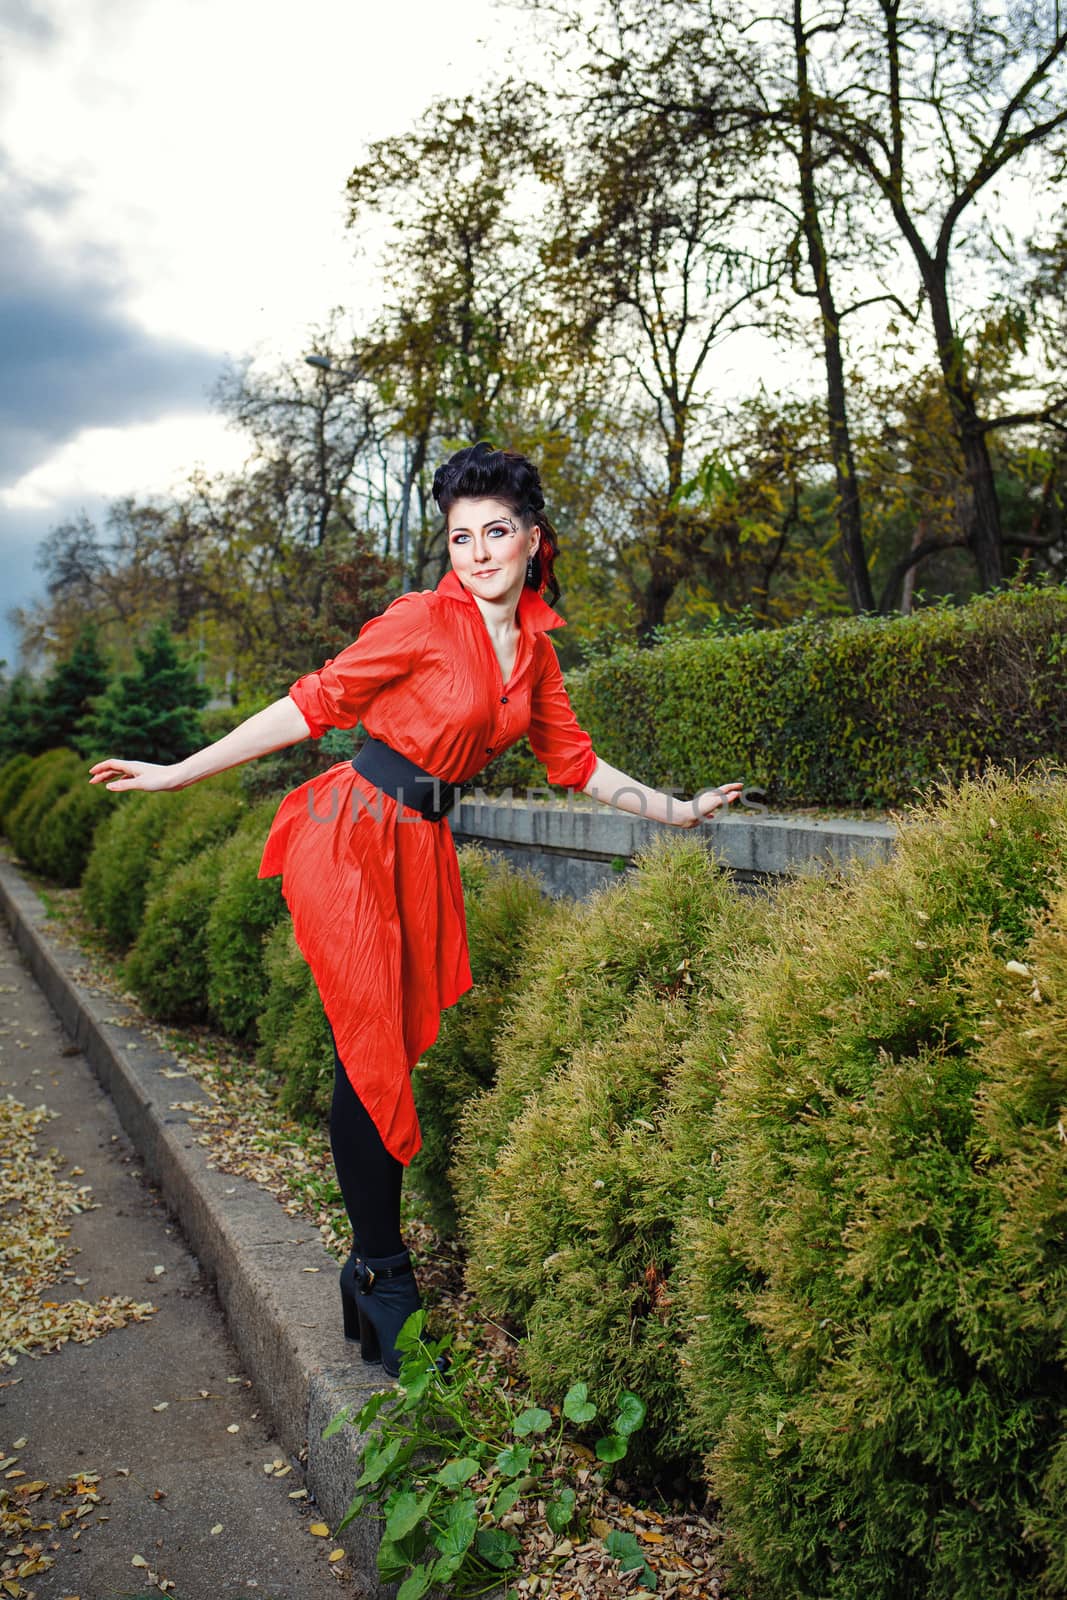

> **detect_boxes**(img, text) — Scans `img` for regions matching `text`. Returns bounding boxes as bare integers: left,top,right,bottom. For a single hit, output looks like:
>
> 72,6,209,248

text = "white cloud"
0,412,250,509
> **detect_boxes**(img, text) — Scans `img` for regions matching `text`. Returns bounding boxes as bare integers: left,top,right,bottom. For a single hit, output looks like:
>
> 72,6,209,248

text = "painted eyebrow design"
448,516,517,534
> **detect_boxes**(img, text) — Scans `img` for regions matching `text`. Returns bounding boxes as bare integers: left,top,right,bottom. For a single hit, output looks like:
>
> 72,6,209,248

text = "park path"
0,916,363,1600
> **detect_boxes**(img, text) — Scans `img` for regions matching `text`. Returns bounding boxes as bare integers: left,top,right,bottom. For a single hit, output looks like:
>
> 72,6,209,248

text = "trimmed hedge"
33,780,113,886
256,920,333,1119
124,844,228,1022
205,802,286,1038
678,770,1067,1597
142,779,247,898
454,836,767,1468
5,750,82,869
81,792,181,950
410,847,553,1233
568,585,1067,807
0,753,35,827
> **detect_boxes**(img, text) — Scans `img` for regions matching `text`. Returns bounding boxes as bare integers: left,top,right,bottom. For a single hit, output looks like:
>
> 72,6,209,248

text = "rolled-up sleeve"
527,639,598,790
288,593,428,738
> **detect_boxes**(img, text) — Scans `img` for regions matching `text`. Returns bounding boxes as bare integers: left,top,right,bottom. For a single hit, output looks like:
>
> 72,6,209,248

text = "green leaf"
475,1527,521,1569
321,1405,352,1439
385,1488,436,1542
613,1391,647,1437
397,1561,436,1600
394,1308,426,1352
513,1406,552,1437
396,1364,433,1409
435,1492,478,1559
546,1488,577,1535
433,1550,466,1584
377,1535,418,1583
435,1456,480,1488
337,1491,366,1533
356,1434,406,1488
605,1529,657,1588
355,1388,393,1430
494,1482,521,1517
494,1443,533,1477
563,1382,597,1424
595,1433,627,1463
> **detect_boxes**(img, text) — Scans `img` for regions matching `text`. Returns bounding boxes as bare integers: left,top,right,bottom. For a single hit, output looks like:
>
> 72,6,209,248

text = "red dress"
257,568,598,1166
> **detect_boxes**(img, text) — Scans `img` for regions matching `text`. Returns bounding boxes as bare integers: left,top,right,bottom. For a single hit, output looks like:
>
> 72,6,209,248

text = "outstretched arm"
88,695,313,792
580,756,743,828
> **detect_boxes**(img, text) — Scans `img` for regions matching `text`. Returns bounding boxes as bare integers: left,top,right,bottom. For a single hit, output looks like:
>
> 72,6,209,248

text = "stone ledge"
449,800,898,896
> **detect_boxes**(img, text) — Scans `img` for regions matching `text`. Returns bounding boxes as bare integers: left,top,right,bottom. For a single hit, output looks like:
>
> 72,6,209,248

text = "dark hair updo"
431,441,561,605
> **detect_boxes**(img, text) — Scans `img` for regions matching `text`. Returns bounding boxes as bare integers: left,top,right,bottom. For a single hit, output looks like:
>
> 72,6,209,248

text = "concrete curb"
0,859,386,1594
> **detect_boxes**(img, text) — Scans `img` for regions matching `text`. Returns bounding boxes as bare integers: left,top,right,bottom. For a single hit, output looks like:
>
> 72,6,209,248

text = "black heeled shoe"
339,1247,421,1378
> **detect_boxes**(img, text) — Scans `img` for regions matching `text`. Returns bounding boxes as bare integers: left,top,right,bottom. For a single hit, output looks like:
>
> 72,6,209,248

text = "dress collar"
435,567,566,633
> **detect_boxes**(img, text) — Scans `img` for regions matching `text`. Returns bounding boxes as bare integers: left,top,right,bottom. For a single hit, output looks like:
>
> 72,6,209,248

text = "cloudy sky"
0,0,521,668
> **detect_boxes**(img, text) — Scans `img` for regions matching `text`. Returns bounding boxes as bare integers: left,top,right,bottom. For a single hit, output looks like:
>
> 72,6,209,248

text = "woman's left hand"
688,781,744,825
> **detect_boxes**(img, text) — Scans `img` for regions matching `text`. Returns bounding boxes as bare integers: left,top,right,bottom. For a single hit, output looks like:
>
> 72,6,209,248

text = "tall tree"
523,0,882,613
344,86,597,591
815,0,1067,590
549,69,790,635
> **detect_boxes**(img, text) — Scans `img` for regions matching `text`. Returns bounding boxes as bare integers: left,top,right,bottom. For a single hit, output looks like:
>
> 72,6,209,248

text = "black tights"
328,1033,404,1259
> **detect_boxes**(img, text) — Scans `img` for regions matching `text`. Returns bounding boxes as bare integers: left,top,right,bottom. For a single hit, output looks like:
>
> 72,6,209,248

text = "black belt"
351,737,460,823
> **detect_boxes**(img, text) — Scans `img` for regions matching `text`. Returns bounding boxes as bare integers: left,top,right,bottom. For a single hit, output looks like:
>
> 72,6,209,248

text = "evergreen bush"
453,836,738,1227
0,753,35,828
256,920,333,1120
5,750,81,868
568,584,1067,807
124,844,227,1022
82,623,208,762
81,792,181,950
205,802,286,1039
142,779,247,899
409,847,552,1233
678,769,1067,1598
38,627,110,753
33,780,113,886
0,675,44,761
455,836,765,1466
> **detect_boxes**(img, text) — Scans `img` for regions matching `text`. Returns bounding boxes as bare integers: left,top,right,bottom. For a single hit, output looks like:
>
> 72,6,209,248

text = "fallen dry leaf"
309,1522,330,1537
0,1098,157,1368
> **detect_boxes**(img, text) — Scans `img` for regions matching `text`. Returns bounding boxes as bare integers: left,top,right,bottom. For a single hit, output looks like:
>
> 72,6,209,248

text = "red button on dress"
257,569,598,1166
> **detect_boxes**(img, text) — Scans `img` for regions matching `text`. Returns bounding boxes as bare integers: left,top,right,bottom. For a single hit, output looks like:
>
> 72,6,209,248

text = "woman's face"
446,496,540,608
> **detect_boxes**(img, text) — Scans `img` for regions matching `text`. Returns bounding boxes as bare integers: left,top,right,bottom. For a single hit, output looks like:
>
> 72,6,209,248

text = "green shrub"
6,750,81,868
568,584,1067,807
453,835,741,1229
81,792,181,950
256,920,333,1120
454,836,770,1468
679,769,1067,1598
0,752,35,827
33,780,113,885
409,847,552,1233
124,845,227,1022
143,778,247,898
205,802,286,1039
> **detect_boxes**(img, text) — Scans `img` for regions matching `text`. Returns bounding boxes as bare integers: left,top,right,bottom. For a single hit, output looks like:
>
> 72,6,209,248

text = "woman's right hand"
88,758,184,792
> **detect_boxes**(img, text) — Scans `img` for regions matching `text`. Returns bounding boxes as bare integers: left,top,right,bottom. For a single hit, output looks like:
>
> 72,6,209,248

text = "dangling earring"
525,554,537,584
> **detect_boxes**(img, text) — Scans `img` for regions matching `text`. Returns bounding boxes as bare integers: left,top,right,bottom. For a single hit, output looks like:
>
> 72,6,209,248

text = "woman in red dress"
90,442,742,1376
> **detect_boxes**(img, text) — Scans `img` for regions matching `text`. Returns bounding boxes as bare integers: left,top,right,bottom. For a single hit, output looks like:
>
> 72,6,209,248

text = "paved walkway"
0,918,364,1600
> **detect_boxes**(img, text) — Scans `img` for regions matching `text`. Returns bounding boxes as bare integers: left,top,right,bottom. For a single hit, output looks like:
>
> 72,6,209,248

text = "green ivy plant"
323,1311,648,1598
